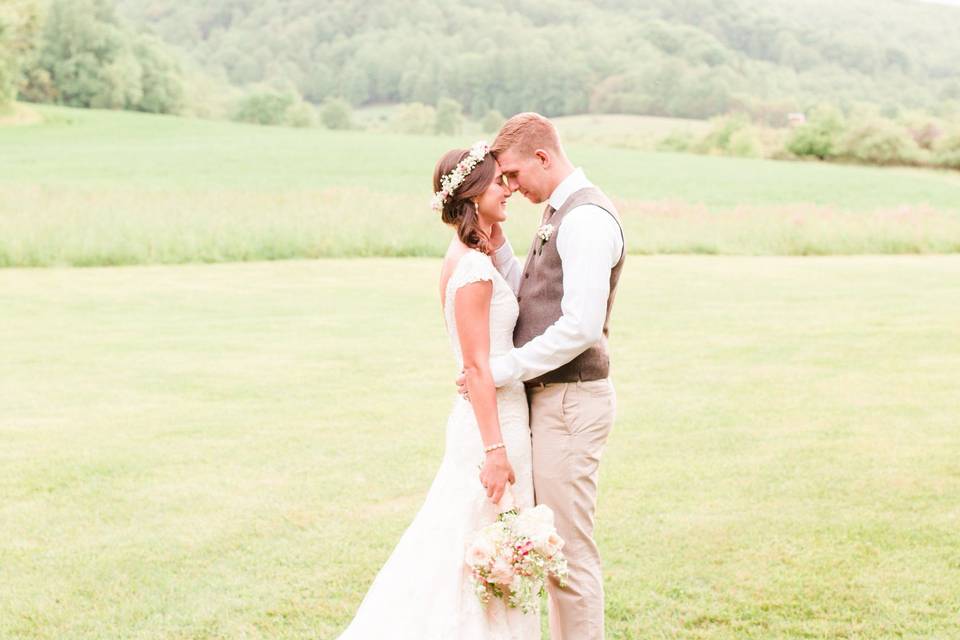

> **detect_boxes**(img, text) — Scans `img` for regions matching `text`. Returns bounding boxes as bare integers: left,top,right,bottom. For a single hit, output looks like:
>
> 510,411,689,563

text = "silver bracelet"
484,442,506,454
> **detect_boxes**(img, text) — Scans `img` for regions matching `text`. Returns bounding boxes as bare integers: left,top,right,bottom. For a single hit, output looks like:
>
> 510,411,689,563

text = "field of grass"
2,256,959,639
2,105,960,266
552,113,712,150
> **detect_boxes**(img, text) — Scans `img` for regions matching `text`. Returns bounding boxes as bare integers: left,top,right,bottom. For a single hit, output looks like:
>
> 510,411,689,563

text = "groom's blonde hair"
491,112,561,157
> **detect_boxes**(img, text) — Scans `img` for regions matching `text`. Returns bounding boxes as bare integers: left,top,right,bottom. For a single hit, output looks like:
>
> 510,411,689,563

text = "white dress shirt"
489,168,624,387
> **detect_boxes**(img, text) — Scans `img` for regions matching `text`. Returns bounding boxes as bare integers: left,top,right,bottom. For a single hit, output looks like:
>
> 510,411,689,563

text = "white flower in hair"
431,141,490,213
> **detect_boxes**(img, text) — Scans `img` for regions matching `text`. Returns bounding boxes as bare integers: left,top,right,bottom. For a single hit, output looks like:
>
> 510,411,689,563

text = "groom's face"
495,148,550,205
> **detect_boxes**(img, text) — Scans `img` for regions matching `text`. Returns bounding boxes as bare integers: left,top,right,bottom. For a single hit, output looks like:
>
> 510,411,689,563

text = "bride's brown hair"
433,148,496,254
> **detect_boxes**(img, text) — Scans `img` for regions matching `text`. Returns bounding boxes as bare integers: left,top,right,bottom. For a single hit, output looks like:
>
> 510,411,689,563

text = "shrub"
785,105,845,160
319,97,351,129
657,130,694,153
695,114,758,156
285,101,316,127
232,91,294,125
933,129,960,169
839,119,922,166
391,102,435,135
898,111,945,150
434,98,463,136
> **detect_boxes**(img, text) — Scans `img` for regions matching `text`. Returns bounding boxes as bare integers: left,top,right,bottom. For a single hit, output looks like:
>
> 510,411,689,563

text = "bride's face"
475,164,511,224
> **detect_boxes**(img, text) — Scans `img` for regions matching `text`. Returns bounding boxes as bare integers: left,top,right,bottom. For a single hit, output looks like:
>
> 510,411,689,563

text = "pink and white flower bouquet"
464,491,569,613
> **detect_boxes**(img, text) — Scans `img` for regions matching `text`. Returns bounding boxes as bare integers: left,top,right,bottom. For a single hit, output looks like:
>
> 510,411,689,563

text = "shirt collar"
548,168,592,211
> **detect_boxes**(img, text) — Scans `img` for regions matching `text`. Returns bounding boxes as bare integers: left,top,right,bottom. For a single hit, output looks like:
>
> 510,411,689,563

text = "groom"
460,112,625,640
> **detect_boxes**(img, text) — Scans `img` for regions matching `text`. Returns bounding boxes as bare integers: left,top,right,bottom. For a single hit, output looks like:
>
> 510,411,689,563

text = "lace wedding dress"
336,250,540,639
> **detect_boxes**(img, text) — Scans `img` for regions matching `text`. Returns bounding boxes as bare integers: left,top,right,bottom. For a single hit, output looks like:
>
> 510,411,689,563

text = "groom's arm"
490,238,523,295
489,206,623,387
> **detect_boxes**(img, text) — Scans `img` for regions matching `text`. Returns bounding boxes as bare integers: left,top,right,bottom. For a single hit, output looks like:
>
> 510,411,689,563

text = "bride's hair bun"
432,148,495,254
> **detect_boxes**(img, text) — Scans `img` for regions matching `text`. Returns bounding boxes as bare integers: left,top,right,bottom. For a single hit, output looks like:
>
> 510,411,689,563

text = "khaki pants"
527,378,616,640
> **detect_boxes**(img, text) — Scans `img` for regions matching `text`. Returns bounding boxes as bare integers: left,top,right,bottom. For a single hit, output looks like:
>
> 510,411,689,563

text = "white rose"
529,504,555,525
466,536,496,569
536,531,565,558
514,508,554,541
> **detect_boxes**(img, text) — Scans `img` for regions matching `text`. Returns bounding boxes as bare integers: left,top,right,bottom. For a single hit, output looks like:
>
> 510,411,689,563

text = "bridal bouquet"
464,491,569,613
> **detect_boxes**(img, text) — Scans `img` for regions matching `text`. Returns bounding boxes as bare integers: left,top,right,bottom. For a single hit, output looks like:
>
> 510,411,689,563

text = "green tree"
94,49,143,109
339,63,370,106
134,35,184,114
303,61,335,103
31,0,129,107
319,97,352,130
0,10,20,108
0,0,42,109
434,98,463,136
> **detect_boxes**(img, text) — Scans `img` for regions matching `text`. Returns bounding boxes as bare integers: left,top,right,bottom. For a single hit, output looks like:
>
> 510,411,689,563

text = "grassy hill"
1,105,959,267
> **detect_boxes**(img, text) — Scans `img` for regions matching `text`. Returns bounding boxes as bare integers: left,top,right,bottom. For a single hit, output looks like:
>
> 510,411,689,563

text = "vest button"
524,273,529,279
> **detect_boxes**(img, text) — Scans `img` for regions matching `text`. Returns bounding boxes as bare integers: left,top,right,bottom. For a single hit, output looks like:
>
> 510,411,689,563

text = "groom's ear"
534,149,551,169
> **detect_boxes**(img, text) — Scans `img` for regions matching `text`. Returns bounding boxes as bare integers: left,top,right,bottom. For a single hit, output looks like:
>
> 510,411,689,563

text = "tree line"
5,0,960,123
112,0,960,120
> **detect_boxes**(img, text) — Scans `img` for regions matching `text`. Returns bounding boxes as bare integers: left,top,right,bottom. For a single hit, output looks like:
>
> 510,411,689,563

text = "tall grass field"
2,105,960,267
2,257,959,639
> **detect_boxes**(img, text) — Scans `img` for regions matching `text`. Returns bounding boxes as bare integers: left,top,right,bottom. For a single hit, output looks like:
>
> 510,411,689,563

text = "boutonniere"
536,223,555,255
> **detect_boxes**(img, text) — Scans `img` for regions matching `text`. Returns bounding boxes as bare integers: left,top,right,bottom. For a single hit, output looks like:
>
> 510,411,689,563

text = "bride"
335,142,540,639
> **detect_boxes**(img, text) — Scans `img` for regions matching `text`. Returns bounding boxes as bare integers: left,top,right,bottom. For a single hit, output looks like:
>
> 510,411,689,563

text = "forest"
3,0,960,120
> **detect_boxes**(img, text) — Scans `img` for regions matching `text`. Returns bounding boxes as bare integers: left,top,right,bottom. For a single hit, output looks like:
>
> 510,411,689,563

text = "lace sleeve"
448,251,496,293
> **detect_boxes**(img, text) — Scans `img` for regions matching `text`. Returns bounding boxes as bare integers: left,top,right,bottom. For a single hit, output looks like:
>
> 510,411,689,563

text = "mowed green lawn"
2,105,960,265
2,256,958,639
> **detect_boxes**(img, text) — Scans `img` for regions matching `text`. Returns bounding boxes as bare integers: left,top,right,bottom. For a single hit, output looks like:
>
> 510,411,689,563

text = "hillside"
113,0,960,119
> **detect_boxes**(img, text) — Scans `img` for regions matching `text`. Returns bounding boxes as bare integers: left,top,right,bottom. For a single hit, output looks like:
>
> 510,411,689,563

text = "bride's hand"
479,449,516,504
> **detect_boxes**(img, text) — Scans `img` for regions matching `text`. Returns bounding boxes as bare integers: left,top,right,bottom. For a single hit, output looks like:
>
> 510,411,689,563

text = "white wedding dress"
336,250,540,640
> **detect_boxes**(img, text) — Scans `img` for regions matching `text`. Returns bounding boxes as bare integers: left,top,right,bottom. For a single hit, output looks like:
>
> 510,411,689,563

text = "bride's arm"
455,280,516,504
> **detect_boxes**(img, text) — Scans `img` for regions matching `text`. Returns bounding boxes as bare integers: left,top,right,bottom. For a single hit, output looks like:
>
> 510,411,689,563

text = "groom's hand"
489,222,506,251
480,449,516,504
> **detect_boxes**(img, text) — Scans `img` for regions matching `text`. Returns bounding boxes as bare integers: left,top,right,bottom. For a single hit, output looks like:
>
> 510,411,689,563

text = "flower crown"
431,141,490,214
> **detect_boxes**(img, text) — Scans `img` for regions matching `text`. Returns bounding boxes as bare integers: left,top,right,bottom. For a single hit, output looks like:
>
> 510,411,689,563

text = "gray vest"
514,186,625,385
